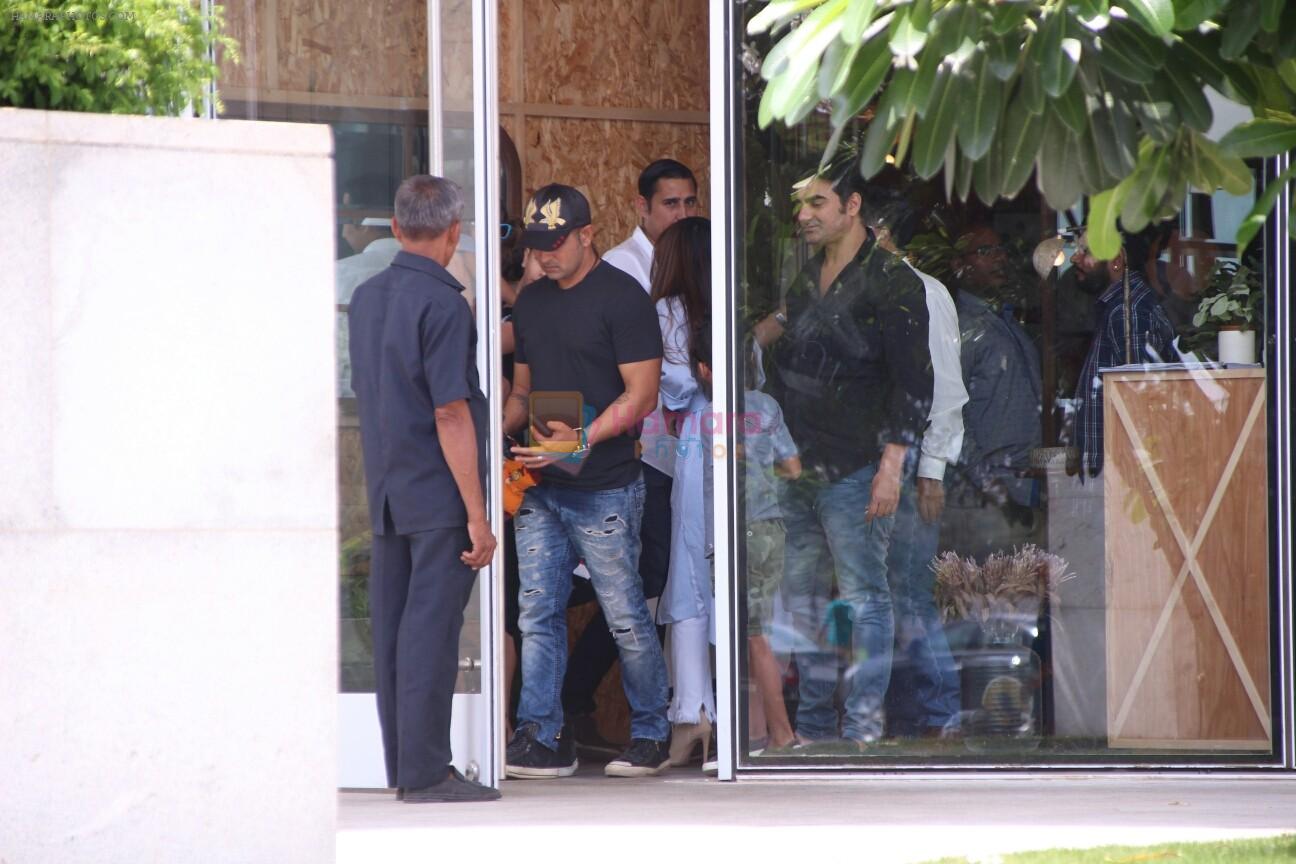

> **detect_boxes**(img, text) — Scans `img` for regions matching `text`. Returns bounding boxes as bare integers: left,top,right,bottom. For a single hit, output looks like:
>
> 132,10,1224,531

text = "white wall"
0,109,338,864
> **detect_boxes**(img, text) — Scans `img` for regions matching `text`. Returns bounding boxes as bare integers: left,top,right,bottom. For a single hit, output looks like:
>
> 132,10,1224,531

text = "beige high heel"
668,715,713,767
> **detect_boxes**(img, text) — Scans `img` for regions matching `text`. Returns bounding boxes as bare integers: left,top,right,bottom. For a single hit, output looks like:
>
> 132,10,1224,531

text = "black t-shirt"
512,259,663,490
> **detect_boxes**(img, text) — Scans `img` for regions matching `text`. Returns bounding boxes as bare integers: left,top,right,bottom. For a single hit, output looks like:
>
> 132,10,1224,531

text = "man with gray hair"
349,174,499,802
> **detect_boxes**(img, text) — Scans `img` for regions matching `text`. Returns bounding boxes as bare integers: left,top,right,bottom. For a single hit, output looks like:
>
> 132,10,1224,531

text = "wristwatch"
774,310,788,326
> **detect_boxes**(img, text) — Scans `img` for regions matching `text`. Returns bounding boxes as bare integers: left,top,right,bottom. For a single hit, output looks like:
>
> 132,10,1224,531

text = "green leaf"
1120,144,1171,233
1076,118,1119,191
829,27,894,126
860,89,904,178
959,51,1004,161
1278,59,1296,94
1220,0,1262,61
955,151,975,202
1087,182,1132,260
747,0,827,36
1095,26,1157,84
1260,0,1282,33
1115,0,1175,37
889,0,932,58
932,2,980,57
987,35,1018,82
1021,33,1046,115
1219,118,1296,158
1087,82,1139,176
1194,135,1254,196
1038,11,1081,98
840,0,878,43
973,141,1005,203
913,65,964,179
1162,50,1215,132
991,2,1029,36
1054,79,1088,135
999,91,1047,198
1113,77,1179,144
1236,160,1296,252
1076,0,1111,20
1037,110,1085,210
1174,0,1225,30
910,31,946,118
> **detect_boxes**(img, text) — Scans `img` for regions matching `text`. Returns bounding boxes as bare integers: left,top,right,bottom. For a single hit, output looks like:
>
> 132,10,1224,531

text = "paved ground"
338,766,1296,863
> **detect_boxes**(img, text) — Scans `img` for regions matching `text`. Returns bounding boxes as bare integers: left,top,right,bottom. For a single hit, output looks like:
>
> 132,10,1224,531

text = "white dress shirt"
603,225,654,292
605,226,677,477
906,262,968,481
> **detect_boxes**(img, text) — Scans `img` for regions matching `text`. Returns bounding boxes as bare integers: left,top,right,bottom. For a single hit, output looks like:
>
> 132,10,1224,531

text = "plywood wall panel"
520,0,708,112
499,0,521,105
216,0,257,90
524,116,710,250
276,0,427,98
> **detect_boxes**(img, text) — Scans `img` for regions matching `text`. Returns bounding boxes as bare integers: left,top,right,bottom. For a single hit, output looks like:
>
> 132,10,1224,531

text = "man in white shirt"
863,187,969,738
561,160,698,754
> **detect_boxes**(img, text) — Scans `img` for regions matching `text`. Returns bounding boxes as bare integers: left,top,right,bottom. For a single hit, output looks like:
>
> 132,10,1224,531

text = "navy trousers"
370,524,478,790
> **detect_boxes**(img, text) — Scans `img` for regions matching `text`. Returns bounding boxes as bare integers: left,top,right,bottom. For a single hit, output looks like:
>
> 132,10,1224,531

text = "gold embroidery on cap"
524,197,538,225
539,198,566,229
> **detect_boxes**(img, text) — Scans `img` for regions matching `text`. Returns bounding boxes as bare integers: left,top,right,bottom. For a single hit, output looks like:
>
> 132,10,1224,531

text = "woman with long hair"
649,216,716,767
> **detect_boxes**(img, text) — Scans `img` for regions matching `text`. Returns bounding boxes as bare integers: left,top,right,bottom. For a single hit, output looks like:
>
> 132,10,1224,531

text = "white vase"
1218,328,1256,365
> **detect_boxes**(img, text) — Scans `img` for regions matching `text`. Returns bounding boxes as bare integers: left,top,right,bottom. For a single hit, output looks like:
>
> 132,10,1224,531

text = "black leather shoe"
403,768,501,803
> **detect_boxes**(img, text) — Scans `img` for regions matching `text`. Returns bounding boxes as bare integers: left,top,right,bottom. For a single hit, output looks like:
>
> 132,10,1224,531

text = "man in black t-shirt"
504,184,672,779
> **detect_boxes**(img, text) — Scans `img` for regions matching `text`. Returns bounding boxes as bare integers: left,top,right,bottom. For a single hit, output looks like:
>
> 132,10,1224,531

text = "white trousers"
668,615,716,724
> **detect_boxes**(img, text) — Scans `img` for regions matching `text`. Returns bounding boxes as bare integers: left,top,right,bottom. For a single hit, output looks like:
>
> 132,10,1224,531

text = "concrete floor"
338,767,1296,863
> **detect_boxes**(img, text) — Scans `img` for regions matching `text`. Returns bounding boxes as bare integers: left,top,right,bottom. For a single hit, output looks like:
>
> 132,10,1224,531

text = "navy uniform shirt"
349,250,488,535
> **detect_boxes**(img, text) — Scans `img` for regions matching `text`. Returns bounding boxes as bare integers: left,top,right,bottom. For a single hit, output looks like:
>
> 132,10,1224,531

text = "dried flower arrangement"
933,544,1073,627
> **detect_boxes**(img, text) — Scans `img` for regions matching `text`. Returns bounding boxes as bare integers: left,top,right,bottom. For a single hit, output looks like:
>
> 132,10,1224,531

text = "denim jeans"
514,475,670,747
884,476,960,731
780,463,896,742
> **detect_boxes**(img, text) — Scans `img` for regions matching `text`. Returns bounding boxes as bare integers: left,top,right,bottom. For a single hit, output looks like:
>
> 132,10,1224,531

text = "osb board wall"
501,0,711,250
523,116,710,249
215,0,428,104
518,0,708,111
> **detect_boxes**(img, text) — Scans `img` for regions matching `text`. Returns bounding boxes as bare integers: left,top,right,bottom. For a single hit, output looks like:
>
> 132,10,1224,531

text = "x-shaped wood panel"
1107,382,1270,742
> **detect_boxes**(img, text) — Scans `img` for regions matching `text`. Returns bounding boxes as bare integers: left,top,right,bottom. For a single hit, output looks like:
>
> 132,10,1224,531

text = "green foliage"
748,0,1296,259
0,0,238,115
1192,260,1262,328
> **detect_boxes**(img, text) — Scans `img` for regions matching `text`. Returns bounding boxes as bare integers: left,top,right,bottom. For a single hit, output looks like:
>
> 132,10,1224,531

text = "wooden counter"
1103,368,1271,751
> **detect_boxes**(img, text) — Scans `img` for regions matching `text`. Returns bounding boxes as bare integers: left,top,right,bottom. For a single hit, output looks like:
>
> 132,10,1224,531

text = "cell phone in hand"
528,391,583,452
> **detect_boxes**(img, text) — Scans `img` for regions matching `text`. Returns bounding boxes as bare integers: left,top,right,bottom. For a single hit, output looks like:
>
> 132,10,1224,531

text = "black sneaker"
505,722,578,779
403,768,501,803
604,738,670,777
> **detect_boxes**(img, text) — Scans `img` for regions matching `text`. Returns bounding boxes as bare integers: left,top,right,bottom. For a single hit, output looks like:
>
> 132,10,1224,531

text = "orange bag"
503,458,538,517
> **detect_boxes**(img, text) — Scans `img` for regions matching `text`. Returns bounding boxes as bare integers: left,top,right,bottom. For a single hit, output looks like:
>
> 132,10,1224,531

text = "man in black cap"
348,174,499,802
504,184,673,778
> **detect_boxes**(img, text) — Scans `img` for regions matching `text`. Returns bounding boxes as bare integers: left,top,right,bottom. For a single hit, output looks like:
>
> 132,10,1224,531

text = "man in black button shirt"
762,166,934,748
348,175,499,802
504,185,672,778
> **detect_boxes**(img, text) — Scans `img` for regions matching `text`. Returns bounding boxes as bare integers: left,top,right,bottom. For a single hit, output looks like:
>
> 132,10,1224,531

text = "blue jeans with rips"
884,476,960,731
514,475,670,747
780,463,896,743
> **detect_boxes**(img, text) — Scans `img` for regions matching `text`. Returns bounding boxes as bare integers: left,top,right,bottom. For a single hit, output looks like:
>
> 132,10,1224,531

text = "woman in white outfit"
649,217,715,767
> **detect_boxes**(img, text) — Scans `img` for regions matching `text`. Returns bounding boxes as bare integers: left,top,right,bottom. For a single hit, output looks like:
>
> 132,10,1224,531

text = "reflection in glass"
734,13,1272,766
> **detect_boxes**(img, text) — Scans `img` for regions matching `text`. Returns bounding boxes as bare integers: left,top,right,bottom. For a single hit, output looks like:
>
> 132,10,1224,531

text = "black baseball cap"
521,184,592,251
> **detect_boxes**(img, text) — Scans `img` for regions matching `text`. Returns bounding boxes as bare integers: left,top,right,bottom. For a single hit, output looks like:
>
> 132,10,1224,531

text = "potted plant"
1192,261,1263,365
932,545,1072,749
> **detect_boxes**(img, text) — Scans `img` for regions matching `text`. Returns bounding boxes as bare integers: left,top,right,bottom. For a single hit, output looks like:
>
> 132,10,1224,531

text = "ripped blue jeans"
514,476,670,747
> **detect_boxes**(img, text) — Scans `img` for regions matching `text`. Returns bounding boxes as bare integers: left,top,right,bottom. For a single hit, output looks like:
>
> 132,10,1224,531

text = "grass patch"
926,834,1296,863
